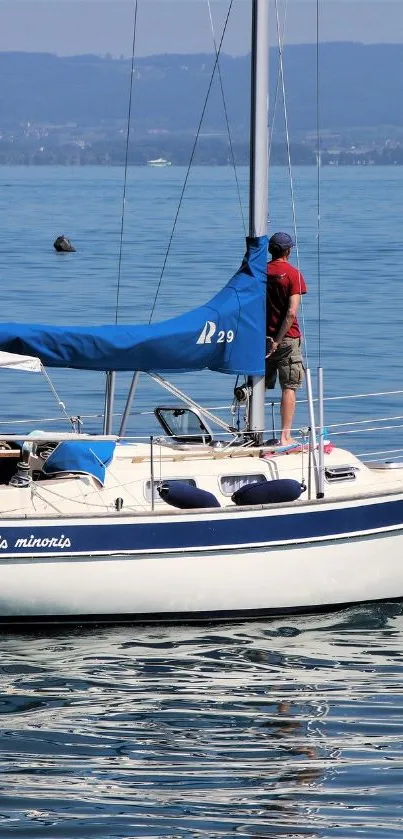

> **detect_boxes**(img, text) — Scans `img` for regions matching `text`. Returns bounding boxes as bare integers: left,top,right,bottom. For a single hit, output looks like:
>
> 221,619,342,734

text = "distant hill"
0,43,402,136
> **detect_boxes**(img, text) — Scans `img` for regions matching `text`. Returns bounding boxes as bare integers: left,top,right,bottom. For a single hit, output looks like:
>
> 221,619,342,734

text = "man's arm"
266,294,301,356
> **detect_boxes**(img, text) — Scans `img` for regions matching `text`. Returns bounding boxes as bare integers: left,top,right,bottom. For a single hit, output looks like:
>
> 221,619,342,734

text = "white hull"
0,439,401,621
0,496,402,621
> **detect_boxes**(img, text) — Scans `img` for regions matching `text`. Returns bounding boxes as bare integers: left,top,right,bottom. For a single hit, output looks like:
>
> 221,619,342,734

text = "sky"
1,1,403,58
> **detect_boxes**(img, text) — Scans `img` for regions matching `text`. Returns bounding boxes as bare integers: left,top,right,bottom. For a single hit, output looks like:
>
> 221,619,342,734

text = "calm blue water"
1,166,403,837
2,608,403,838
1,164,403,455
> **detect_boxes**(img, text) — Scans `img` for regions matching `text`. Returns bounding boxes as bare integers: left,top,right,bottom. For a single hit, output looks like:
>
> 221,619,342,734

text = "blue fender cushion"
158,481,220,509
232,478,303,506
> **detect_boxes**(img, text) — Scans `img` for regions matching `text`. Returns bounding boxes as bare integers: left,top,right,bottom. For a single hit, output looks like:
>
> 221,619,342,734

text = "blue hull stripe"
0,496,403,556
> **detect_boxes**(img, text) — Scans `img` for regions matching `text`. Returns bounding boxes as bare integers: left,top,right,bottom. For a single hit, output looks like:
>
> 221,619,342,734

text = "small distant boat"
147,157,172,167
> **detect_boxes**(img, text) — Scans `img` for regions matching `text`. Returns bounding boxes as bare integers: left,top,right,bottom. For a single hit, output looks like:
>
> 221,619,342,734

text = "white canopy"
0,351,42,373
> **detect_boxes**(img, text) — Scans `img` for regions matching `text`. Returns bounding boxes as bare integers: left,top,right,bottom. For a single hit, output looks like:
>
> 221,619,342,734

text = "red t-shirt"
266,259,307,339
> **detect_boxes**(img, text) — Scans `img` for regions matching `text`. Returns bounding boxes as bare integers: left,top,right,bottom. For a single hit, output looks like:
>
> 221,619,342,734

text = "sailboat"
0,1,402,623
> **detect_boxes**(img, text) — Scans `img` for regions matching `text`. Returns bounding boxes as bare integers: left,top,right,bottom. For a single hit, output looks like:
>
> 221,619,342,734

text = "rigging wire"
148,0,234,324
40,368,74,427
267,1,291,225
273,0,309,368
206,0,247,425
267,6,285,169
316,0,322,366
206,0,246,235
115,0,139,325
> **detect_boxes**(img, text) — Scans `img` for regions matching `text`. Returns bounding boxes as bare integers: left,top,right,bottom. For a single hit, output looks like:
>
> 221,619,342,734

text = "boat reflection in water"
3,605,403,835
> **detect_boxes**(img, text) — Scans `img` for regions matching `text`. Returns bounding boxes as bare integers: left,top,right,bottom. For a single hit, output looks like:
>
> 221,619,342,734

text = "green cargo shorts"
265,337,305,391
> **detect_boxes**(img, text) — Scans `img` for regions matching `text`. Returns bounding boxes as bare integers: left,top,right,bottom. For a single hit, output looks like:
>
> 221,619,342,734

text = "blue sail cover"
0,236,267,375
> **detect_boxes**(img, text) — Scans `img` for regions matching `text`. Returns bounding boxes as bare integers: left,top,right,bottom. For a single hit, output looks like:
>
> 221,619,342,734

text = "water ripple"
0,606,402,836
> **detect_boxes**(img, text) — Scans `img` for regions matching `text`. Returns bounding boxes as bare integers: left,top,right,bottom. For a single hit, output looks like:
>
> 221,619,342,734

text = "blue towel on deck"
42,441,116,486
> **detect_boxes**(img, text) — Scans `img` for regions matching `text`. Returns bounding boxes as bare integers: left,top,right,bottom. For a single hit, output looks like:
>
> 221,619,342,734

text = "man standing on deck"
265,232,307,447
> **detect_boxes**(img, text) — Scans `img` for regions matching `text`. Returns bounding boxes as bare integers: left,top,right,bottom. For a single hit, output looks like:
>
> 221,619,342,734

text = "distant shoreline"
1,162,403,167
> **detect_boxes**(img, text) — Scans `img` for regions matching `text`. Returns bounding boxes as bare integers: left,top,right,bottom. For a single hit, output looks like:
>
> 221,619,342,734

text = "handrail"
0,429,305,444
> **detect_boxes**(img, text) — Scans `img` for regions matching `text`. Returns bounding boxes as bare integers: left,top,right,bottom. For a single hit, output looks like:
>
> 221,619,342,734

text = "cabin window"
219,473,266,496
144,477,197,503
154,407,212,444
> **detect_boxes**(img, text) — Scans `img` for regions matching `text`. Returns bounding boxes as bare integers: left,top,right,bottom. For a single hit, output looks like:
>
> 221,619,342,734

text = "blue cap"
269,232,295,249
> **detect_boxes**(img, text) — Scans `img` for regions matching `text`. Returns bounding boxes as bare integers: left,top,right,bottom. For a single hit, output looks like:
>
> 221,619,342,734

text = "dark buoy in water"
53,235,76,253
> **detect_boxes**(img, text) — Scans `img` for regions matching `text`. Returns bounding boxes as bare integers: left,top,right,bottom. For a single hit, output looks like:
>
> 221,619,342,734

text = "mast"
248,0,269,439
